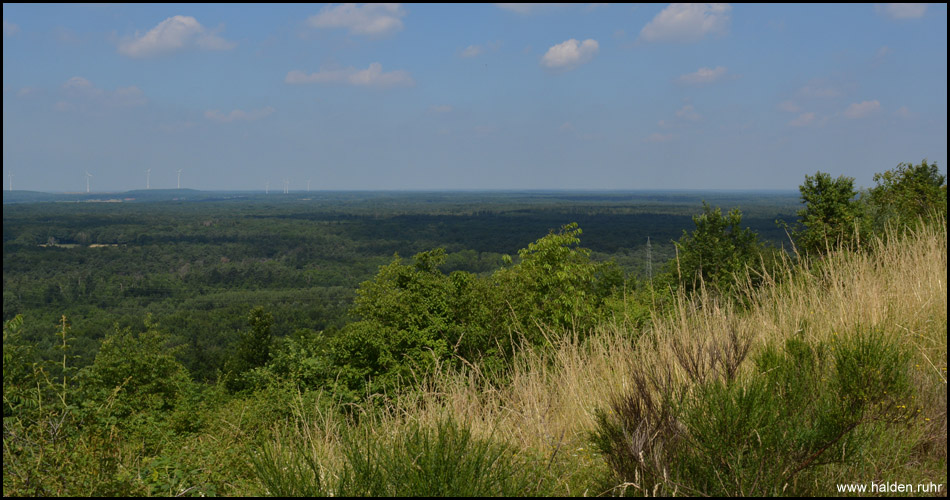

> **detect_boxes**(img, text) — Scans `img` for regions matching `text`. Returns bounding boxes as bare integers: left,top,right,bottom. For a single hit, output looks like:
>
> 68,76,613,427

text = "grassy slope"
258,219,946,496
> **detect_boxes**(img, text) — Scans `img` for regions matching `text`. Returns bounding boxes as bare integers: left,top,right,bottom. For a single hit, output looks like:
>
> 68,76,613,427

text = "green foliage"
592,328,917,496
225,306,275,393
83,315,192,417
494,223,623,339
867,159,947,232
668,202,770,295
317,224,623,401
252,417,551,497
3,316,138,496
338,418,550,497
795,171,863,255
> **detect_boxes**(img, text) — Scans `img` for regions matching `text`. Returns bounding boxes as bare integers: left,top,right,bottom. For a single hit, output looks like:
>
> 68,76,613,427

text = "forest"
3,161,947,496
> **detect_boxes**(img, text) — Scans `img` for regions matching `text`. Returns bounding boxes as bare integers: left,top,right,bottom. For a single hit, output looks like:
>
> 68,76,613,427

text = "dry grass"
278,219,947,494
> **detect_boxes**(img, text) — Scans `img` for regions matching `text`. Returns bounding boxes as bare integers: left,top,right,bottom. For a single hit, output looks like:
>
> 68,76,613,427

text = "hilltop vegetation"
3,161,946,496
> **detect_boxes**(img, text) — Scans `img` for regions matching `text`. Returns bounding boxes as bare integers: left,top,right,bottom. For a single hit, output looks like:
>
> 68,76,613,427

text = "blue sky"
2,3,947,192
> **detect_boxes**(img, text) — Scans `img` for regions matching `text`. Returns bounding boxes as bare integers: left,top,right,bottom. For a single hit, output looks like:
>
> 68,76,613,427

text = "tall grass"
253,220,946,496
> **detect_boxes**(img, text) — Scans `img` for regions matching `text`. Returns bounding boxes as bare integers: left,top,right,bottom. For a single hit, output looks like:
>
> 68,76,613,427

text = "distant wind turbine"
85,171,93,193
177,169,184,189
7,172,12,192
307,178,312,192
145,168,151,190
265,181,269,194
283,179,289,194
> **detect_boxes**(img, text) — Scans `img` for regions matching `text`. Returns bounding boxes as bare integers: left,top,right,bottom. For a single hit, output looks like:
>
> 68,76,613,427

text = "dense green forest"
3,189,798,380
3,162,947,496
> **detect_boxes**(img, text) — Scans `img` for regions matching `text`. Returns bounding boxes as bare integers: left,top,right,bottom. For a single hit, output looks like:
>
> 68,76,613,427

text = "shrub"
669,202,770,296
795,171,863,255
866,159,947,233
592,328,917,496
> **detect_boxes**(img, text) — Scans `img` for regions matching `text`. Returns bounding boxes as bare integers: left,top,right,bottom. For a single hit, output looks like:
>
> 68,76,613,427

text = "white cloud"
778,100,801,113
460,45,483,58
118,15,235,58
675,104,701,121
895,106,913,118
205,106,275,123
63,76,96,93
646,132,673,143
677,66,727,85
788,112,816,127
798,83,840,99
286,63,414,87
875,3,927,19
495,3,557,14
3,19,19,37
308,4,405,36
843,100,881,119
639,3,731,43
56,77,147,110
540,38,599,71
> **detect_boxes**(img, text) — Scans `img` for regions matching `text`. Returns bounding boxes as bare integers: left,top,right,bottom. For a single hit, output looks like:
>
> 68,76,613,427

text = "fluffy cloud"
843,100,881,119
56,77,147,110
639,3,731,43
3,19,19,37
788,111,816,127
118,15,235,58
308,4,405,36
778,100,801,113
540,38,599,70
495,4,557,14
678,66,727,85
675,104,701,121
205,106,275,123
798,82,840,98
646,132,673,143
285,63,414,87
460,45,483,58
874,3,927,19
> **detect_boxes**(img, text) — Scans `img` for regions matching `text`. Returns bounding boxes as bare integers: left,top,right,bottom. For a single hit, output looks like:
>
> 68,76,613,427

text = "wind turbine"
265,181,269,195
145,168,151,190
307,178,312,192
85,171,93,193
177,169,184,189
283,179,289,194
7,172,12,192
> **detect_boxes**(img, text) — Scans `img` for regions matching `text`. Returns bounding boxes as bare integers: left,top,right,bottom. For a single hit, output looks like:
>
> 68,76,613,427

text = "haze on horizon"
2,3,947,193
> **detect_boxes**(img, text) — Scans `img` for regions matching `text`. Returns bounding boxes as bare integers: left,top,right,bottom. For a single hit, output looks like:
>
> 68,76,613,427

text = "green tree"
83,315,191,417
492,222,622,342
225,306,274,392
323,249,495,400
867,160,947,232
670,202,767,295
795,171,862,255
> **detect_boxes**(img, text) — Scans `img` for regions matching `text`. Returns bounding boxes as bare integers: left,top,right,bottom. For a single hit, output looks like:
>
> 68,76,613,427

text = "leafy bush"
795,171,863,255
493,222,623,341
866,159,947,233
668,202,771,296
592,328,917,496
224,306,275,393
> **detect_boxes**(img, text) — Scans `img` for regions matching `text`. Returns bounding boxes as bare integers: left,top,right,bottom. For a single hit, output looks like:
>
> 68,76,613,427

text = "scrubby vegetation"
4,161,946,496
